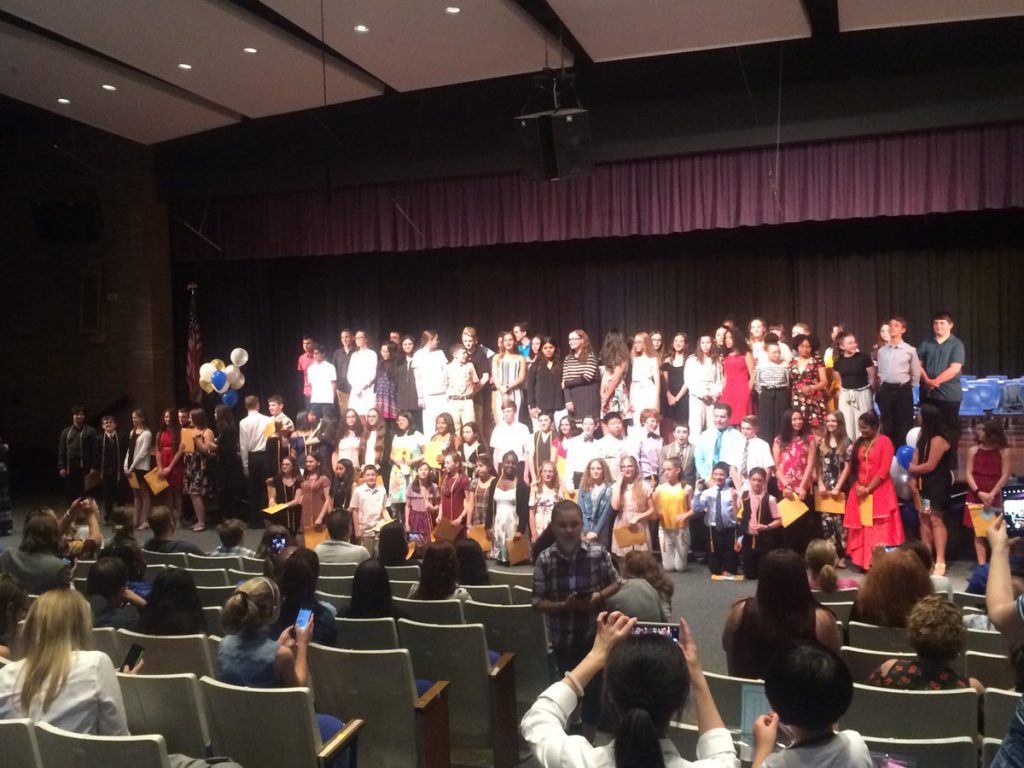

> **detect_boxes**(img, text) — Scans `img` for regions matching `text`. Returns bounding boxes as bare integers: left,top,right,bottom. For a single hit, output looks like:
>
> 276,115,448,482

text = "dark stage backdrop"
172,210,1024,408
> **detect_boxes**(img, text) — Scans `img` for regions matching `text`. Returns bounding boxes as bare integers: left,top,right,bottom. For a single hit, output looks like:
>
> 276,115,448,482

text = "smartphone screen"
1002,487,1024,537
270,535,287,556
120,643,145,670
295,607,313,630
631,623,680,641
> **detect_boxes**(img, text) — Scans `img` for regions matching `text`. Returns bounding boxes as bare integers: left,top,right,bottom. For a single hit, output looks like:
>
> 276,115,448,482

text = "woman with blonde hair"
610,455,653,560
806,539,858,593
628,331,660,421
562,329,600,428
579,457,614,547
529,460,566,542
817,410,852,566
124,408,154,530
492,330,527,425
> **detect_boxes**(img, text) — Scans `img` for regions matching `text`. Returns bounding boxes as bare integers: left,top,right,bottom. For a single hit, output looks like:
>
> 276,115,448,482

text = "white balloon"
905,426,921,451
230,347,249,367
199,362,216,382
230,373,246,390
225,364,241,385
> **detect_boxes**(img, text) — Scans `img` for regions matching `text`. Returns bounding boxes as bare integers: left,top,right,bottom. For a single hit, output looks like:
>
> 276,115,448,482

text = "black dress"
215,425,245,521
662,360,689,425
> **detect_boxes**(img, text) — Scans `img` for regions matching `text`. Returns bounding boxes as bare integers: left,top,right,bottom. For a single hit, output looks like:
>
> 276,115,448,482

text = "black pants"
708,527,738,575
247,451,270,526
758,387,790,447
878,383,914,447
740,528,782,580
64,467,87,506
553,641,602,727
101,473,120,520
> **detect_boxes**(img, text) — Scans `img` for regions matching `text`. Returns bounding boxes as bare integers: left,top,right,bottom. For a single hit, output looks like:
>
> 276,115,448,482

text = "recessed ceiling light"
445,6,461,14
243,47,258,54
353,24,370,33
56,97,70,104
101,84,117,91
177,63,192,70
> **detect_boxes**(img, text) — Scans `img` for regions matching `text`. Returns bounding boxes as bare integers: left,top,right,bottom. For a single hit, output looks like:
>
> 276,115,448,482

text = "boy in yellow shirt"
652,456,693,572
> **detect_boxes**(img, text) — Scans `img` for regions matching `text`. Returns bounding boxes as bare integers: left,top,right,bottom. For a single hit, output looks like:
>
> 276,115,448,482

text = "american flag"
185,283,202,404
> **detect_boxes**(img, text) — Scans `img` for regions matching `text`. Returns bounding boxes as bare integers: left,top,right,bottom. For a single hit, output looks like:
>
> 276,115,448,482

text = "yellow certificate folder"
968,503,998,538
262,420,278,439
126,472,140,490
181,428,199,453
814,491,846,517
144,467,169,495
468,524,491,553
778,498,808,528
613,525,648,548
859,495,874,527
263,502,291,516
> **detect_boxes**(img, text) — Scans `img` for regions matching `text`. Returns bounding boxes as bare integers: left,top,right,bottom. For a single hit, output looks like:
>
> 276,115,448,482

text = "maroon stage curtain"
172,122,1024,262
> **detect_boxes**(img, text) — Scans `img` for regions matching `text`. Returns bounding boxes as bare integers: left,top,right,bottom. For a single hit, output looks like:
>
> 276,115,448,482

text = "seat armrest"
318,718,364,761
415,680,449,712
489,652,515,678
416,681,451,768
489,653,517,768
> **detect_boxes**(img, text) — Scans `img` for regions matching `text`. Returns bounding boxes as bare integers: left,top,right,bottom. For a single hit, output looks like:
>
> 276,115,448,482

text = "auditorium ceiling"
0,0,1022,145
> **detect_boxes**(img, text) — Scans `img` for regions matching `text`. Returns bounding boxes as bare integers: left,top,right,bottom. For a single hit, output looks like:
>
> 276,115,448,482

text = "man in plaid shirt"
533,499,620,735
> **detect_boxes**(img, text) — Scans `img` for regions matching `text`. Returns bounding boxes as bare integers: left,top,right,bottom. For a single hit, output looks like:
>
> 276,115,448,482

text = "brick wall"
0,124,173,490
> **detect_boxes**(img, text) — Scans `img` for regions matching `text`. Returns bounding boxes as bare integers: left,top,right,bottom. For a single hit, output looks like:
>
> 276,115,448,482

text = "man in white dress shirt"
729,415,775,492
412,329,449,433
564,415,601,489
490,398,532,477
694,402,746,486
598,412,634,482
238,395,273,527
306,345,338,419
346,329,378,421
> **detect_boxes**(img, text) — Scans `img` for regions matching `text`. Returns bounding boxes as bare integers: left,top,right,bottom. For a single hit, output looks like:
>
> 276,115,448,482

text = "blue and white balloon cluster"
198,348,249,407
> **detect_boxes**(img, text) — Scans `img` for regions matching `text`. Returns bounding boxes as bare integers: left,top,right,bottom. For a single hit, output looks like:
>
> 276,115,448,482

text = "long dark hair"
331,459,355,510
607,634,690,768
778,409,810,447
849,411,881,480
378,522,410,566
918,402,953,454
157,407,180,451
412,542,458,600
346,560,395,619
277,548,319,626
454,539,490,586
141,568,206,636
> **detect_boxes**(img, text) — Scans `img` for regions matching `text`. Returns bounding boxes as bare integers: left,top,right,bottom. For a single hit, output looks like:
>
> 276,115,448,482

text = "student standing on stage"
58,406,99,505
413,330,449,435
492,331,527,426
349,465,388,556
736,467,782,580
917,311,965,435
754,337,791,446
490,398,532,477
660,423,697,488
692,462,739,579
444,344,479,435
694,403,745,485
331,329,354,414
396,335,422,432
526,336,565,430
306,345,338,420
462,327,493,442
297,335,315,407
347,330,378,422
730,415,775,493
527,412,557,485
562,330,600,429
832,332,876,442
239,396,273,527
155,409,184,524
266,395,294,475
875,316,921,448
124,410,154,531
599,413,633,482
564,415,601,490
662,332,689,432
98,415,123,524
438,452,471,537
684,335,722,437
653,456,693,572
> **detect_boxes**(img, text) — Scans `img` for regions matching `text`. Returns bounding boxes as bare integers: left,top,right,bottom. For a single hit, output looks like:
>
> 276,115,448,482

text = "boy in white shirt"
443,344,479,434
348,465,389,556
489,398,531,477
564,415,600,489
730,415,775,492
306,346,338,419
598,412,632,482
751,643,872,768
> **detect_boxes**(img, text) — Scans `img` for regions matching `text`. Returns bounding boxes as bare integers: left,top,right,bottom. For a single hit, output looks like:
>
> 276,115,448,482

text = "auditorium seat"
385,565,421,581
984,688,1022,739
700,672,764,731
195,585,235,608
666,721,702,760
966,651,1015,690
862,736,976,768
510,586,534,605
115,629,215,678
200,676,364,768
486,568,533,590
840,646,917,683
117,672,209,757
811,587,858,603
143,564,166,581
983,738,1002,767
953,591,987,611
75,559,96,578
0,717,42,768
183,568,229,587
334,617,399,650
239,556,265,573
203,606,223,636
847,621,912,653
462,585,511,605
141,552,188,568
394,597,464,625
307,645,450,768
843,685,978,739
36,721,172,768
90,626,119,665
227,568,251,585
186,554,240,570
968,628,1010,655
319,562,359,577
317,575,353,594
818,601,854,625
315,591,350,615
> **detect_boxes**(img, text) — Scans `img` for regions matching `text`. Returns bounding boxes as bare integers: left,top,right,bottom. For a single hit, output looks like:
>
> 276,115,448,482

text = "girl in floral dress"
817,411,852,566
788,334,827,429
405,462,439,551
773,409,817,557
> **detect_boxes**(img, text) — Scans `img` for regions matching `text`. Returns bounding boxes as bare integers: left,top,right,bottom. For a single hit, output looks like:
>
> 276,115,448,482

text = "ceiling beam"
801,0,840,37
509,0,592,67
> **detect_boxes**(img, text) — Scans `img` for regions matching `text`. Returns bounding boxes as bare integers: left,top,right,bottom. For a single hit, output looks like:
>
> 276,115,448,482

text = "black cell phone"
121,643,145,670
1001,487,1024,537
631,623,680,641
269,535,287,556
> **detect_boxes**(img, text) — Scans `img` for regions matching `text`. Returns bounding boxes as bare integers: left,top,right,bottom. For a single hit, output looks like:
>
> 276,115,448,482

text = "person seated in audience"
0,508,70,594
900,539,951,599
723,549,841,679
0,573,29,658
268,547,337,647
521,611,739,766
0,589,239,768
254,524,295,562
97,538,150,604
378,520,416,566
751,642,871,768
454,538,490,585
208,519,255,558
805,539,858,593
314,509,370,565
966,534,1024,595
867,595,983,693
85,556,140,631
139,567,206,636
852,548,932,628
409,541,470,602
142,505,205,556
344,559,409,620
58,497,103,559
604,551,670,622
219,577,344,759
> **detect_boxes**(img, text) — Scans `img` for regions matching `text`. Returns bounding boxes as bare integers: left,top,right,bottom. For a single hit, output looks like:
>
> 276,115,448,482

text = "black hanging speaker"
515,108,593,181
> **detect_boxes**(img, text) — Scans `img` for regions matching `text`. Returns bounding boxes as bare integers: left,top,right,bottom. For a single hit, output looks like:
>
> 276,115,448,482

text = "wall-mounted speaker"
515,108,593,181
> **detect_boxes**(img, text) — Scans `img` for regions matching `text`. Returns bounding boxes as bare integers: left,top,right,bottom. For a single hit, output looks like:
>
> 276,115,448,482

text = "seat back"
75,560,96,578
967,651,1015,690
812,587,858,603
116,629,215,677
843,685,978,738
862,736,977,768
463,601,551,708
320,562,359,577
203,606,223,636
308,645,418,768
315,591,351,615
385,565,421,581
239,556,266,573
186,554,241,570
399,619,492,746
0,718,42,768
143,564,166,581
983,738,1002,768
200,676,319,768
968,629,1010,655
819,601,854,625
117,672,209,757
952,591,987,611
141,551,188,568
984,688,1022,739
666,722,702,762
840,646,915,683
184,568,229,587
486,568,533,589
318,576,354,594
702,672,764,731
462,585,512,605
395,597,464,625
35,721,171,768
196,585,237,607
510,585,533,605
227,569,252,585
847,621,912,652
391,580,419,596
91,626,120,665
335,617,399,650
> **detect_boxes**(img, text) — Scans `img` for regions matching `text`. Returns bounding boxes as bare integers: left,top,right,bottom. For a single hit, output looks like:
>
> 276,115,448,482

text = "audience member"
454,538,490,585
901,539,952,598
853,548,932,628
139,568,206,635
806,539,858,593
0,509,70,593
605,551,671,622
409,541,470,602
0,574,29,657
314,509,370,564
85,556,140,630
268,547,337,647
58,497,103,559
142,506,205,556
208,519,256,557
344,559,408,620
254,525,295,561
378,521,413,566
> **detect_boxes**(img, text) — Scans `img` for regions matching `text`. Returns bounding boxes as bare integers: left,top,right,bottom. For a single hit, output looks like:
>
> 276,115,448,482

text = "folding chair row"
486,567,533,590
843,684,979,739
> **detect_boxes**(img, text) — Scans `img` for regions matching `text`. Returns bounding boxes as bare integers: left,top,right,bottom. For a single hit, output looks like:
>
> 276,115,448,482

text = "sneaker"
733,575,746,581
710,574,724,581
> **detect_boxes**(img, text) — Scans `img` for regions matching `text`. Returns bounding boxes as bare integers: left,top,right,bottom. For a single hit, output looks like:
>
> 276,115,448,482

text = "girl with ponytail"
522,611,739,768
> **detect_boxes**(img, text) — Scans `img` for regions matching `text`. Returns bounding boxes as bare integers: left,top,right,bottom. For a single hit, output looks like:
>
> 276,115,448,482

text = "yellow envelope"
263,502,291,516
127,472,140,490
859,495,874,527
434,517,461,543
814,491,846,517
181,428,199,453
613,525,648,548
303,526,328,549
262,420,277,439
423,441,444,469
468,524,491,553
968,503,998,538
778,498,809,528
371,513,395,533
507,534,532,565
144,467,169,495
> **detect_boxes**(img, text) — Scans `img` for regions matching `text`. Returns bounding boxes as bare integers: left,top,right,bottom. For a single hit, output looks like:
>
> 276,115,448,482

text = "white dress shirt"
307,360,338,404
347,348,379,394
598,434,635,481
694,426,746,481
564,434,602,483
0,650,128,735
412,348,448,396
239,410,273,473
490,421,532,465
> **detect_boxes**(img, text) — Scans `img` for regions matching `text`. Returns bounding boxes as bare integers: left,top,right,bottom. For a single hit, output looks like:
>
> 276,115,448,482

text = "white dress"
629,355,659,414
493,484,519,556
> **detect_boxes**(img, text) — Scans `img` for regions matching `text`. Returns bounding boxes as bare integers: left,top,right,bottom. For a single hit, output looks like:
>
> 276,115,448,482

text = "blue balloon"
896,444,914,470
211,370,227,390
221,389,239,407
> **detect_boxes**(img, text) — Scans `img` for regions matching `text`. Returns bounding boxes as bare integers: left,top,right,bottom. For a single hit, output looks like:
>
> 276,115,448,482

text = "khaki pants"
448,398,476,434
360,533,378,558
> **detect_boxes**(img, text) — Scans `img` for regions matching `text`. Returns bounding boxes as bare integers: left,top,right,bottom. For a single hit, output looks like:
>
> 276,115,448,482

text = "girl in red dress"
155,408,184,524
720,329,755,425
844,411,904,569
965,419,1012,565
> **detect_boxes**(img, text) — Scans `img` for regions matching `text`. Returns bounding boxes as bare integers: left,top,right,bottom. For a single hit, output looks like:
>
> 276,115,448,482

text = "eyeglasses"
568,335,581,341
